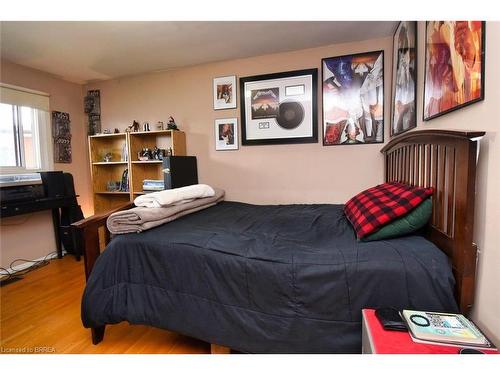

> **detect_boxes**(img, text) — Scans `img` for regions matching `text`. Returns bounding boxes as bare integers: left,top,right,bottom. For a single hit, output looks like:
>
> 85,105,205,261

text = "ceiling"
0,21,398,84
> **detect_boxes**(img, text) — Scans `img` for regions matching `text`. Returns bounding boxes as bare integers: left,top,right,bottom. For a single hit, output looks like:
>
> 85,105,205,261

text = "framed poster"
215,118,238,151
213,75,237,110
423,21,485,121
322,51,384,146
392,21,417,137
239,69,318,146
51,111,72,163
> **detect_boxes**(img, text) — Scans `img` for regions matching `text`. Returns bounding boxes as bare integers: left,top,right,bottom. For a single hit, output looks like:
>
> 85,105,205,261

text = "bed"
73,129,484,353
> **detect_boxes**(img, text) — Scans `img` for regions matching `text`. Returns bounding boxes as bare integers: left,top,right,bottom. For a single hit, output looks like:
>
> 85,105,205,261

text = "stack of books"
142,179,165,192
401,309,495,350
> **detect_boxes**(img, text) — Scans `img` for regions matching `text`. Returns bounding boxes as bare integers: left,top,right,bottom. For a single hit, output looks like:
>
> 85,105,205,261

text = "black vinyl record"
276,101,304,130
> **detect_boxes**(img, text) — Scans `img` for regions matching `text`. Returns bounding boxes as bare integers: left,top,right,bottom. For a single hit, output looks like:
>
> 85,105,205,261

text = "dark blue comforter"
81,202,458,353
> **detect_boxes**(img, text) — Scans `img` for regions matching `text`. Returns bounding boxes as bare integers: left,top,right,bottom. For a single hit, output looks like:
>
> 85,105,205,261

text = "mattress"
81,201,458,353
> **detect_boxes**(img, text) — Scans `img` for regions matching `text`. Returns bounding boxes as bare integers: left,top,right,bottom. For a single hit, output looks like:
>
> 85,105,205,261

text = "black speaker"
40,171,66,198
163,156,198,189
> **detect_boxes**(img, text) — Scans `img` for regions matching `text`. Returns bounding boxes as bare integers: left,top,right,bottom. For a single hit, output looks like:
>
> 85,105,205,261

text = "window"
0,84,52,174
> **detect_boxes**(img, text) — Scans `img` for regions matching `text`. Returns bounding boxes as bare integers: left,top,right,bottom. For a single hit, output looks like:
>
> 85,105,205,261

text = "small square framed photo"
215,118,238,151
213,75,237,110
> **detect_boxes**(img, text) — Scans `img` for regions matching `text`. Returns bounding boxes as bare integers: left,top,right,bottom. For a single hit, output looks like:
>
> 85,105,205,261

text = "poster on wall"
391,21,417,137
214,118,238,151
213,75,237,110
240,69,318,146
85,89,101,135
423,21,485,121
322,50,384,146
52,111,72,163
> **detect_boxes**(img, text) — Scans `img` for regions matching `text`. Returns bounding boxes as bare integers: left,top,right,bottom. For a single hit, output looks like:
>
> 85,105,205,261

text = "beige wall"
0,60,91,267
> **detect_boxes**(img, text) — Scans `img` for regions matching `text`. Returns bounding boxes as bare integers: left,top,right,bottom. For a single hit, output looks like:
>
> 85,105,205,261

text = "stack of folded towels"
107,184,225,234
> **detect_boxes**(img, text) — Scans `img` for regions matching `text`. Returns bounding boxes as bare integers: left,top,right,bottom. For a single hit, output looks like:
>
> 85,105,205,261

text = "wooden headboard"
381,130,485,314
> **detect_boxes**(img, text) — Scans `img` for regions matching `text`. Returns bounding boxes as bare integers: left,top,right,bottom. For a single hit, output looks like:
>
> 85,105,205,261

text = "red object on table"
362,309,498,354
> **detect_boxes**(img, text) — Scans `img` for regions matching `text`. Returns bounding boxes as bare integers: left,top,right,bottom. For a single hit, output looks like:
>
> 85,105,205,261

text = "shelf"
89,133,127,138
95,191,130,195
92,161,128,165
131,160,163,164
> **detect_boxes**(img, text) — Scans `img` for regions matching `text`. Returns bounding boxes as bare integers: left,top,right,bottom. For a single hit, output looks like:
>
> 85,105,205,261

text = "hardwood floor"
0,256,210,354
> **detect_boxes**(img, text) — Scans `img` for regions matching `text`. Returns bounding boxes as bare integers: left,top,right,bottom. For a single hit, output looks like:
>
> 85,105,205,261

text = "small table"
362,309,497,354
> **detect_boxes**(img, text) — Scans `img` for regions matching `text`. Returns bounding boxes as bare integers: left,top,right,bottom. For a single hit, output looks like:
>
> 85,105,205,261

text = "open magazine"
401,310,495,349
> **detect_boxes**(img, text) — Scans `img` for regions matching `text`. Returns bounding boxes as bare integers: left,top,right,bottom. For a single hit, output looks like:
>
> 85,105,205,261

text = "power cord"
0,251,59,285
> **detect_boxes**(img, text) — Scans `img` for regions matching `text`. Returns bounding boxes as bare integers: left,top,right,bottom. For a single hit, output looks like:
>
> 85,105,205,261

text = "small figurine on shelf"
114,128,120,133
138,148,153,161
126,120,140,132
166,147,173,156
119,169,129,192
166,116,179,130
103,152,113,162
103,128,111,134
156,121,164,130
143,122,151,132
152,147,165,160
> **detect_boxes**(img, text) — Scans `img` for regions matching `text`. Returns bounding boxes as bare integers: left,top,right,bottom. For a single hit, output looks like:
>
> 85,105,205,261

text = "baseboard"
0,250,66,276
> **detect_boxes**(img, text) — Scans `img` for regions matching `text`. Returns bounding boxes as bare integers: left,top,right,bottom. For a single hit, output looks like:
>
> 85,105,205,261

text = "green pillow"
362,198,432,242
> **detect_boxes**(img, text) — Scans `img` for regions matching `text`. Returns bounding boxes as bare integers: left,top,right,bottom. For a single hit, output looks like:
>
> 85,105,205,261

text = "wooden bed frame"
72,129,484,353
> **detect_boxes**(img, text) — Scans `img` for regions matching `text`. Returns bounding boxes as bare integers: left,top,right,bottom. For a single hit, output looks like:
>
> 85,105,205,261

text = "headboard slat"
381,130,484,314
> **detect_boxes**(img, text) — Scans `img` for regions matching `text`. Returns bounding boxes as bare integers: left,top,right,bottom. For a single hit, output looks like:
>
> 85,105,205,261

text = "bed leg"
210,343,231,354
91,326,105,345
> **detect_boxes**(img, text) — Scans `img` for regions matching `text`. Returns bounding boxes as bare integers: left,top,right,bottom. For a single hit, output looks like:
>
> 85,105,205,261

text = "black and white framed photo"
215,118,238,151
391,21,417,137
239,69,318,146
213,75,237,110
322,51,384,146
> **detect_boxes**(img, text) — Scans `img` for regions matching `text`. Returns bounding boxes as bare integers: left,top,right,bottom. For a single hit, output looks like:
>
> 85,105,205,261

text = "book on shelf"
401,309,495,349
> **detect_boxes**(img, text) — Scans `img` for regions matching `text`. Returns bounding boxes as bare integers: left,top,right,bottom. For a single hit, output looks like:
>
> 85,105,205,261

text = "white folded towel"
133,184,215,208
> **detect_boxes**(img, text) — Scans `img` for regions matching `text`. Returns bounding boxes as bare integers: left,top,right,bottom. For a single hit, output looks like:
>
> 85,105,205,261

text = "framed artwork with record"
239,69,318,146
214,118,238,151
391,21,417,137
322,50,384,146
423,21,485,121
213,75,237,110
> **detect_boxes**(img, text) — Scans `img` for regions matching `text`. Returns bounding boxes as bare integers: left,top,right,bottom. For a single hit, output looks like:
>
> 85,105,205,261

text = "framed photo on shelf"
322,50,384,146
213,75,237,110
239,69,318,146
391,21,417,137
215,118,238,151
423,21,485,121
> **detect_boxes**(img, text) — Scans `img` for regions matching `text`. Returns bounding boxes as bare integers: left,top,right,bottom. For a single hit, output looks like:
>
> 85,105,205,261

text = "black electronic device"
0,183,45,203
375,308,408,332
162,156,198,189
40,171,66,198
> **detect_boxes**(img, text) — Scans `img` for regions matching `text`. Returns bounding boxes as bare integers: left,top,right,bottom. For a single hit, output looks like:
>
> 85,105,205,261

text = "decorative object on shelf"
103,152,113,163
121,143,128,162
126,120,140,132
143,122,151,132
51,111,72,163
156,121,164,130
423,21,485,121
392,21,417,137
152,147,165,160
114,128,120,133
84,90,101,135
166,116,179,130
106,181,121,192
240,69,317,146
103,128,112,134
119,169,129,192
322,51,384,146
215,118,238,151
166,147,173,157
213,75,237,110
138,148,153,161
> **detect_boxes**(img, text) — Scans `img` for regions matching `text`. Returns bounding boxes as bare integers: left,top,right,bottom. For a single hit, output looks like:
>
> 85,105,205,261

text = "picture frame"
423,21,486,121
213,75,237,110
215,118,239,151
391,21,417,137
239,69,318,146
322,50,384,146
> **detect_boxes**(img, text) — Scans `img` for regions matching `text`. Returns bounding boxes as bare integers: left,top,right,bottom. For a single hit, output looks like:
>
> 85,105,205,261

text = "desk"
1,195,79,259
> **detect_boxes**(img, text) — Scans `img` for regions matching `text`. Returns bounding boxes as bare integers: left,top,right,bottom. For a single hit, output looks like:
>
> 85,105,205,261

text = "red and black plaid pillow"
344,182,434,239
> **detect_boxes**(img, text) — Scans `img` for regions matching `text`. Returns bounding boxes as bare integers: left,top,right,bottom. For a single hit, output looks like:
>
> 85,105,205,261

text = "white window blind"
0,83,50,112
